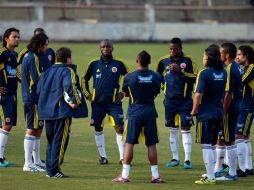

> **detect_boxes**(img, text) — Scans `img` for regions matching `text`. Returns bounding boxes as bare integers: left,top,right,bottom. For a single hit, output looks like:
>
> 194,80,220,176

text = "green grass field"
0,42,254,190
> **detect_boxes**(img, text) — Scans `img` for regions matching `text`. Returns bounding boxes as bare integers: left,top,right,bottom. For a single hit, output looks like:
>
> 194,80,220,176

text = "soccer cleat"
221,164,229,173
0,158,16,167
23,164,40,172
0,158,9,167
215,171,222,178
183,160,192,169
237,169,247,177
216,174,238,181
246,169,254,175
151,176,165,183
35,161,46,170
99,157,108,165
165,159,180,167
195,177,216,185
46,171,68,178
113,176,130,183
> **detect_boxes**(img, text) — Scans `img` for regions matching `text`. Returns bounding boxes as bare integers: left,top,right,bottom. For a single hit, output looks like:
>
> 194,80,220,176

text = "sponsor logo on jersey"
138,75,153,83
213,72,224,80
96,73,102,78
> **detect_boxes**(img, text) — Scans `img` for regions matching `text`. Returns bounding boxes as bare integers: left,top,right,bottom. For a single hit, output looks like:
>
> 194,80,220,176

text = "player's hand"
115,92,124,103
86,94,92,102
0,87,7,95
169,63,179,73
68,103,78,109
190,110,197,117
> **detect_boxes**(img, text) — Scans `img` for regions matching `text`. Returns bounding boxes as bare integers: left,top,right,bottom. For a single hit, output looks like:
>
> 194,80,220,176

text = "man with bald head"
82,39,129,165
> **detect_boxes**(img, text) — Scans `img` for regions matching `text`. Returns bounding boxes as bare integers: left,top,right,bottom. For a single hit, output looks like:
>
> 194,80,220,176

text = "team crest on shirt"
5,118,11,123
180,63,186,69
112,67,117,73
48,55,52,61
39,121,44,127
213,72,224,80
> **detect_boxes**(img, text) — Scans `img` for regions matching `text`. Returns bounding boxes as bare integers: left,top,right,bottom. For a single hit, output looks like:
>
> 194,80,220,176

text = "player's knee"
94,126,103,132
115,125,124,134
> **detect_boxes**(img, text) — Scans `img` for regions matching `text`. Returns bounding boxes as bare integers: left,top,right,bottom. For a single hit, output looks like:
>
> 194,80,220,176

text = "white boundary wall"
0,21,253,41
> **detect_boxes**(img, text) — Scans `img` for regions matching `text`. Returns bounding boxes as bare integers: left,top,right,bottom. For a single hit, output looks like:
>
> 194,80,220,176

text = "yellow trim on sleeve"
69,68,81,105
92,88,96,101
225,63,232,91
128,87,134,104
242,64,254,82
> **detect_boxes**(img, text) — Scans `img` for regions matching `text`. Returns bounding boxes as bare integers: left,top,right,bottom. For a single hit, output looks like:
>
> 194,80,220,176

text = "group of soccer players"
0,27,254,184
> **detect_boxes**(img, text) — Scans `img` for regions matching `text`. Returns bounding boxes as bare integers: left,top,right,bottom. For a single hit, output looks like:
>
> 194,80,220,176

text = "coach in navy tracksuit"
37,47,88,178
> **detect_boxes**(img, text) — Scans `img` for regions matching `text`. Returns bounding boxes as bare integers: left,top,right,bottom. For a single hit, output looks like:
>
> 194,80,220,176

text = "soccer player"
18,27,55,74
0,28,20,167
214,43,241,181
82,39,128,164
157,37,197,169
191,47,227,185
235,45,254,177
21,33,49,172
37,47,87,178
113,51,164,183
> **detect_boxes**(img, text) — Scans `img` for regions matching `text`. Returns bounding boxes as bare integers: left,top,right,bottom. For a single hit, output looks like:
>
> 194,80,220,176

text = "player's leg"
195,119,220,185
32,104,45,168
23,102,45,172
244,113,254,175
165,110,180,167
0,95,16,167
180,109,193,169
216,111,238,181
235,111,249,177
45,118,70,178
109,104,125,164
144,118,164,183
91,103,107,164
113,118,140,183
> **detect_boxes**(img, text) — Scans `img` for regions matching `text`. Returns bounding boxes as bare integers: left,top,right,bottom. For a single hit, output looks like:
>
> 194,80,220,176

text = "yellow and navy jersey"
37,63,82,120
157,54,197,99
195,67,227,121
241,64,254,111
82,56,129,103
0,47,18,95
225,61,242,111
21,51,42,103
122,68,163,118
18,47,55,80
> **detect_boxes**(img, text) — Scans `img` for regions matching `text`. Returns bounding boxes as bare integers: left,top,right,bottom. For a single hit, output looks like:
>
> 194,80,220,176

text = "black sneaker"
46,171,69,178
246,169,254,175
99,157,108,165
237,169,247,177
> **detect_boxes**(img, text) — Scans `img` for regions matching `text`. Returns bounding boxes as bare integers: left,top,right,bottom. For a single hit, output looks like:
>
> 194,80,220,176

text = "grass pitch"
0,42,254,190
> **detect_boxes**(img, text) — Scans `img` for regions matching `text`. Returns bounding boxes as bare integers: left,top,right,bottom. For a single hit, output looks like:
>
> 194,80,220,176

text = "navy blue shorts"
24,102,44,130
236,110,254,137
164,98,193,128
124,117,159,145
0,94,17,126
90,102,124,127
218,110,239,142
196,118,223,145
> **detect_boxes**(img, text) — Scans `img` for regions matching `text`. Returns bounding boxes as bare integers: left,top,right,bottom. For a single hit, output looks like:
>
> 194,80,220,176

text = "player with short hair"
37,47,87,178
214,43,241,181
157,37,197,169
21,33,49,172
82,39,129,164
0,27,20,167
235,45,254,177
113,50,164,183
191,47,227,185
